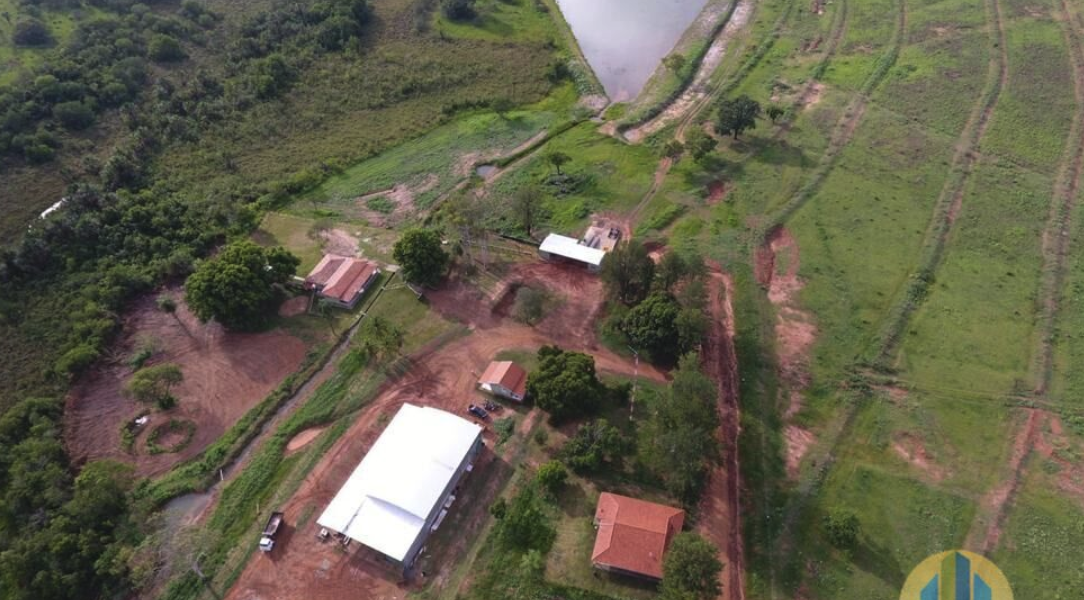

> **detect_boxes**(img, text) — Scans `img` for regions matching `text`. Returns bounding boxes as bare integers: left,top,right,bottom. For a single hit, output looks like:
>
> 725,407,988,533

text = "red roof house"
305,255,380,309
591,492,685,580
478,361,527,401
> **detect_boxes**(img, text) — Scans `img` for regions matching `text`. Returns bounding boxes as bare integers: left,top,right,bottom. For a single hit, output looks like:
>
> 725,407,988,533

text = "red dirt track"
64,292,307,477
699,266,745,600
224,261,666,600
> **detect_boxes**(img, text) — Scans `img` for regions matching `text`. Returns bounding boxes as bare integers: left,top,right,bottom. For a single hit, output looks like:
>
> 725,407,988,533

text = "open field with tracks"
4,0,1084,598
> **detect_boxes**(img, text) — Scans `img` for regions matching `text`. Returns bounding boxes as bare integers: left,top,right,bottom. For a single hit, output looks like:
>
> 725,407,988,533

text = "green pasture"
489,122,659,233
299,85,578,217
898,157,1052,393
980,13,1075,175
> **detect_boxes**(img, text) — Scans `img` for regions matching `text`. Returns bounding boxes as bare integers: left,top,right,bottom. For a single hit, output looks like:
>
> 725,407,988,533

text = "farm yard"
3,0,1084,598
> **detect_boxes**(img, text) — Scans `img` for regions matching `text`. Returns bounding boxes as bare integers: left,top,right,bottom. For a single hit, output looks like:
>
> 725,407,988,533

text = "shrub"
148,34,187,62
54,101,95,130
13,19,53,47
559,419,624,472
441,0,476,21
536,460,568,496
512,287,546,325
824,508,861,548
56,343,100,375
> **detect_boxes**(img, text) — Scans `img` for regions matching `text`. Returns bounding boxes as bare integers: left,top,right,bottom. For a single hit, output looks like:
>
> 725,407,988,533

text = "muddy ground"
64,292,307,477
224,260,665,600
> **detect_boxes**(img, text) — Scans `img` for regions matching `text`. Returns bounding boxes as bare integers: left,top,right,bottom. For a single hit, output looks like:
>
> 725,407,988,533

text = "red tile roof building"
305,255,380,309
477,361,528,401
591,492,685,580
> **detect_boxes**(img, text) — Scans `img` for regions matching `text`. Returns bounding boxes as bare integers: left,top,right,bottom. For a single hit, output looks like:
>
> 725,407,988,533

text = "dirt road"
698,266,745,600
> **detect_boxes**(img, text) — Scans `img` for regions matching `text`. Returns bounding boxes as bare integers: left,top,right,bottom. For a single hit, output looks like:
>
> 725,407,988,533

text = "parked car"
467,404,489,420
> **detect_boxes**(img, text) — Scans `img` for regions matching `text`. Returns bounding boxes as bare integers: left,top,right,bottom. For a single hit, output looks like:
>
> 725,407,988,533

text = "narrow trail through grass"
869,0,1009,366
1031,0,1084,396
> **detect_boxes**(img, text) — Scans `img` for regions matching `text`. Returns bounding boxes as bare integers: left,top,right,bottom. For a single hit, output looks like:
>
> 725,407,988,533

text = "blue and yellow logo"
900,551,1012,600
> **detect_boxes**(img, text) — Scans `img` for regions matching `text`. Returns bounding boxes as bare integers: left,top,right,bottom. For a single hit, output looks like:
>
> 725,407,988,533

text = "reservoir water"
554,0,710,102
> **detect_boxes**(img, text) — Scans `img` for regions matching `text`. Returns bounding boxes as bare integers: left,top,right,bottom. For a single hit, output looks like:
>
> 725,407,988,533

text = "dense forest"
0,0,562,596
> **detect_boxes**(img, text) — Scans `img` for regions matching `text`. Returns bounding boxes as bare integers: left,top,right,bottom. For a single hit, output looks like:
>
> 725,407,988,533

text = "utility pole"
627,346,639,421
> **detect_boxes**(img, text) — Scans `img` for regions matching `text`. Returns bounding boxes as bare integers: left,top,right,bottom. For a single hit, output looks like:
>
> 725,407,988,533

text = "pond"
555,0,710,102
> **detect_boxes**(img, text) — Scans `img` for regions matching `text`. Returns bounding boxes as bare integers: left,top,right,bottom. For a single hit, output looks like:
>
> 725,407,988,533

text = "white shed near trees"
539,233,607,272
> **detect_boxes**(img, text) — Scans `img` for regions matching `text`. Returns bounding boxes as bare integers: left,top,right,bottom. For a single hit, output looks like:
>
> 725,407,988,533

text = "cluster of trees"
526,345,609,423
602,242,709,363
183,240,299,331
0,1,215,162
0,397,140,599
558,418,626,473
638,354,720,503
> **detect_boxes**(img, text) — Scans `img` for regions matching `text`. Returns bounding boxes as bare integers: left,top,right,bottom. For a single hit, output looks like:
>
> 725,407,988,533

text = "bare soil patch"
785,425,816,479
286,426,326,453
64,291,307,478
278,296,309,318
320,228,360,257
355,174,438,227
892,432,948,481
1036,414,1084,508
223,259,659,600
707,180,729,205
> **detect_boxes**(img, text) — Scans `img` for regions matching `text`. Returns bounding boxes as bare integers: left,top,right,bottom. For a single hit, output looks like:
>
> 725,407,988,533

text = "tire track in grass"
965,0,1084,558
762,0,907,231
869,0,1009,366
1031,0,1084,396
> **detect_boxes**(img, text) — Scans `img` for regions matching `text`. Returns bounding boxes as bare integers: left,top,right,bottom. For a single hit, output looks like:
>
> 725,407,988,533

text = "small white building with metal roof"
316,404,483,570
539,233,607,272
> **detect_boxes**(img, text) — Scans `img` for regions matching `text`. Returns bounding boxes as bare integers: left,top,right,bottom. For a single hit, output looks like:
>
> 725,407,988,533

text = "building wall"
400,433,484,569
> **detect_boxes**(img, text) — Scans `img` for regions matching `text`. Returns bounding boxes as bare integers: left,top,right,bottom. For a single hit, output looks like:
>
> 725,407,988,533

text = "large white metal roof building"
317,404,482,563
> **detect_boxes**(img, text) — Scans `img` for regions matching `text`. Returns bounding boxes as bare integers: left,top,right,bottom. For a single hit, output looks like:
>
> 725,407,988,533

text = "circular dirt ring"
286,426,326,453
146,419,197,455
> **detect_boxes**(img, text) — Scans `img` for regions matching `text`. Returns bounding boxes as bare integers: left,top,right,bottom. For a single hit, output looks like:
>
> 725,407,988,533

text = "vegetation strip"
869,0,1009,366
1030,0,1084,396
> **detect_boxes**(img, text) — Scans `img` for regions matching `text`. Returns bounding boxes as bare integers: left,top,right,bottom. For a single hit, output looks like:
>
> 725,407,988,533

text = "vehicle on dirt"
259,511,285,552
467,404,489,420
483,400,502,413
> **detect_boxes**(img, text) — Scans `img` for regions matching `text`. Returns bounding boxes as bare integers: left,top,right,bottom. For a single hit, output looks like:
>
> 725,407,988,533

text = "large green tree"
125,363,184,409
716,94,761,139
661,533,723,600
526,345,604,422
639,354,719,502
393,228,449,287
184,240,299,330
621,292,681,359
601,240,656,305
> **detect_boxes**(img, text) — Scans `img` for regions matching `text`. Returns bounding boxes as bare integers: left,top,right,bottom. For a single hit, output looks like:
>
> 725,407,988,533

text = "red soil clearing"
707,180,729,205
64,292,307,478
